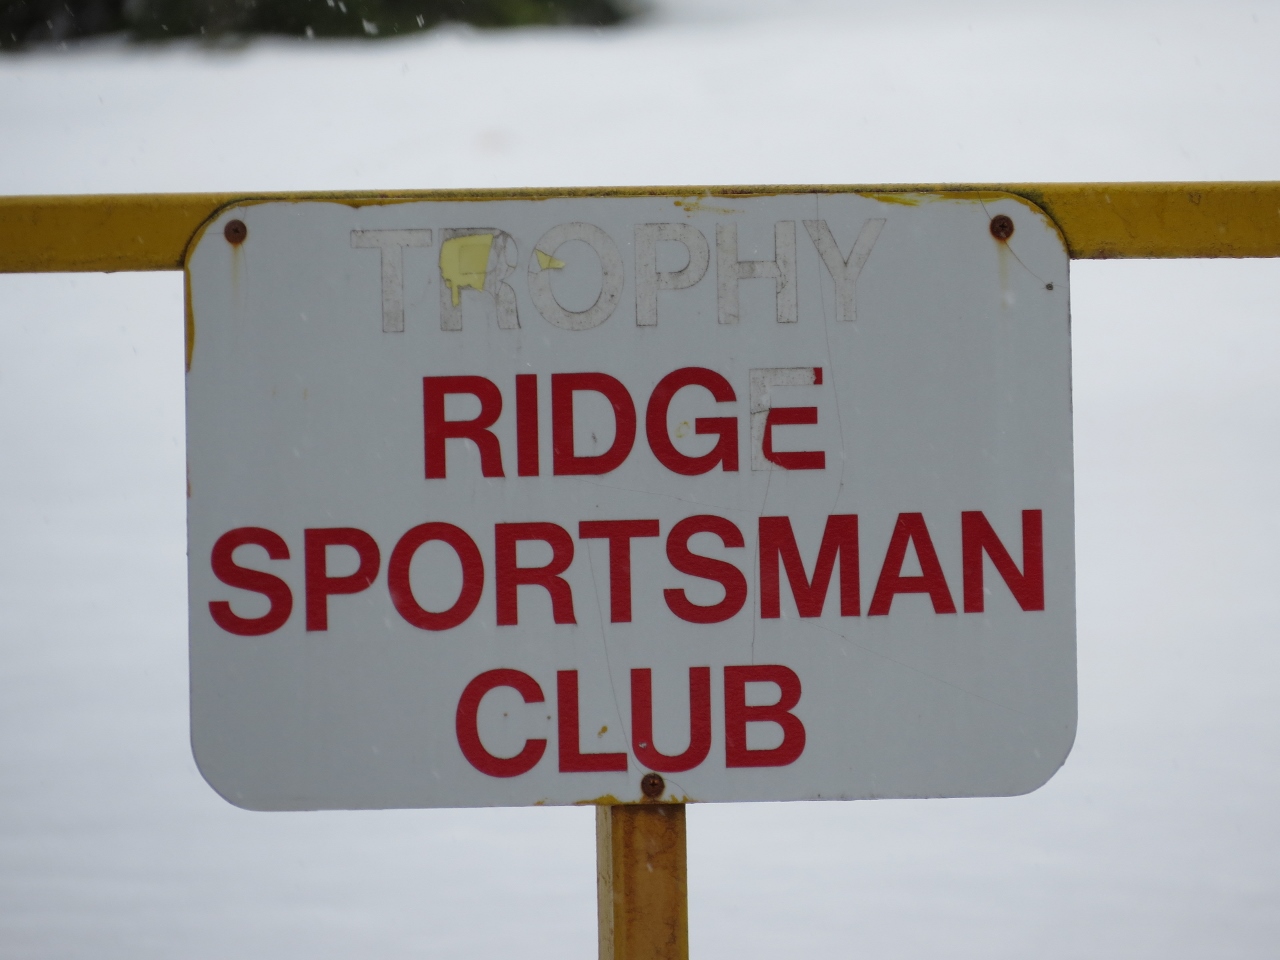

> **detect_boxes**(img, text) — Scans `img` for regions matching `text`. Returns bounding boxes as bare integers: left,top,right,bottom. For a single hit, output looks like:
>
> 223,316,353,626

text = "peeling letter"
528,223,624,331
716,221,797,324
802,219,885,323
350,229,433,333
750,366,825,470
634,223,710,326
439,229,520,331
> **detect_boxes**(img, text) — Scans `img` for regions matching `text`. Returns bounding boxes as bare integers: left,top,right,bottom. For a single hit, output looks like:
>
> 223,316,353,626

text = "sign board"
185,190,1076,811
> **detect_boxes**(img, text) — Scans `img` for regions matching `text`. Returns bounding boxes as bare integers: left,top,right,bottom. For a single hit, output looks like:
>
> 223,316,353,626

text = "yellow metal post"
597,803,688,960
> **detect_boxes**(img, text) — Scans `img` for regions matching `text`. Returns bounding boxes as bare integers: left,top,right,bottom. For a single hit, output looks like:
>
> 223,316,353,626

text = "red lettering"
724,664,806,768
645,367,739,475
759,515,859,618
304,528,381,631
495,522,577,626
962,510,1045,612
867,513,956,615
209,527,293,636
551,372,636,475
423,375,505,479
631,667,711,773
515,373,539,477
455,669,547,778
663,515,748,624
577,519,660,623
557,670,627,772
388,523,484,630
762,406,825,470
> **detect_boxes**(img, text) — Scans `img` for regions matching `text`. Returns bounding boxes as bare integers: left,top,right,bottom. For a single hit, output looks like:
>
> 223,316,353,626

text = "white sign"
185,191,1075,811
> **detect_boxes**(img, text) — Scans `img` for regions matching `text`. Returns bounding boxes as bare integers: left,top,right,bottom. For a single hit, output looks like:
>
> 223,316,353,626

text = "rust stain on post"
597,803,688,960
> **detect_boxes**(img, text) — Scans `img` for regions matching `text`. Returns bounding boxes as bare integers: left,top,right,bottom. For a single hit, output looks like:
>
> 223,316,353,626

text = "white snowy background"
2,0,1280,956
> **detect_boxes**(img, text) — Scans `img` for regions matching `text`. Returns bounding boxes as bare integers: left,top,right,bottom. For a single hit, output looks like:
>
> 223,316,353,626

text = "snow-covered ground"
2,1,1279,956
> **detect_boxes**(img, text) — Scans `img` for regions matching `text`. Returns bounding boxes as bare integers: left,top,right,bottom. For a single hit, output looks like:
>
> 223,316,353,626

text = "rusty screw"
224,219,247,245
640,772,665,799
989,214,1014,241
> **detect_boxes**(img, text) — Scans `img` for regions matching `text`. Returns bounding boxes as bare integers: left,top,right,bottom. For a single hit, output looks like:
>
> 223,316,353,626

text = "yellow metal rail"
0,182,1278,273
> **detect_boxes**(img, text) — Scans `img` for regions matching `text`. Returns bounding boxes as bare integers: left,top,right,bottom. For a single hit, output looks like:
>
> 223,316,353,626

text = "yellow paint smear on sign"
535,248,566,270
440,233,494,307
